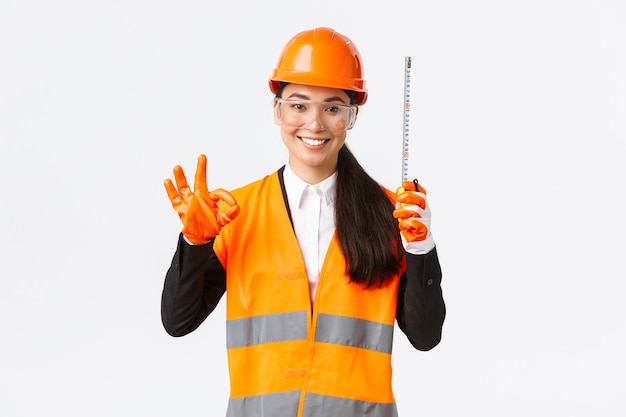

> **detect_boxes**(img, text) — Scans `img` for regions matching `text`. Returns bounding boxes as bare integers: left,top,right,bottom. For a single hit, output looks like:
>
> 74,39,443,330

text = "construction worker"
161,27,445,417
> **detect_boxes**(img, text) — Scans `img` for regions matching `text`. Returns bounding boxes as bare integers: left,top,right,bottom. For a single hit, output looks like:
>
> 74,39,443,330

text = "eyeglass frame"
275,98,358,132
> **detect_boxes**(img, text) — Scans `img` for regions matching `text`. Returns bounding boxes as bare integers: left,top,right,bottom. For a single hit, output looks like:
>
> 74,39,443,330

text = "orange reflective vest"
214,170,403,417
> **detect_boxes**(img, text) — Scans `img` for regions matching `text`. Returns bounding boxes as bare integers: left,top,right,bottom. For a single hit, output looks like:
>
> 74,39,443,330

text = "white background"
1,1,625,416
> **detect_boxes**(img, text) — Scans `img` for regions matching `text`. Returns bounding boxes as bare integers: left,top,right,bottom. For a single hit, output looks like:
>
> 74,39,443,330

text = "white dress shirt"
282,164,336,304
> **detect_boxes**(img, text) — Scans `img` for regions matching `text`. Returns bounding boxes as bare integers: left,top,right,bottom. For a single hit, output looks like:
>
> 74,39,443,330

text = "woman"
161,27,445,417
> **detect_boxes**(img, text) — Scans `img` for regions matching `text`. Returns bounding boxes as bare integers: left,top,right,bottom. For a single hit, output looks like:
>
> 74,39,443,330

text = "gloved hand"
393,180,435,254
164,154,240,245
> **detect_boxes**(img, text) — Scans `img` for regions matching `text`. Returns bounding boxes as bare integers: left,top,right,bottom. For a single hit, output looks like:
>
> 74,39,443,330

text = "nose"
303,117,325,131
303,107,326,131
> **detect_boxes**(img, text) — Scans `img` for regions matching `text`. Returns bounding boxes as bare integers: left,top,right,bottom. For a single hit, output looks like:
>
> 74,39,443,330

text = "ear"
273,98,280,125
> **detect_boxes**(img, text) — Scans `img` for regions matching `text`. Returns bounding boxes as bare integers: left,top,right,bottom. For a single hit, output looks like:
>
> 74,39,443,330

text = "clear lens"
276,99,356,132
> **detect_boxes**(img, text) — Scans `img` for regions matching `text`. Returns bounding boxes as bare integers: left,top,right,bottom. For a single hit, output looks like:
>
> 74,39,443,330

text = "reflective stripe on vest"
226,311,394,354
315,313,394,354
302,393,398,417
227,392,398,417
227,391,301,417
226,311,308,348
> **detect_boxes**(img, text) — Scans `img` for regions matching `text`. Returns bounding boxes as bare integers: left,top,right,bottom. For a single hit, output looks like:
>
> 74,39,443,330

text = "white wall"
1,1,625,416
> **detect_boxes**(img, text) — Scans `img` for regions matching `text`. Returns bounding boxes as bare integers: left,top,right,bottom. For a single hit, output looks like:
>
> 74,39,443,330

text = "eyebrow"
286,92,348,104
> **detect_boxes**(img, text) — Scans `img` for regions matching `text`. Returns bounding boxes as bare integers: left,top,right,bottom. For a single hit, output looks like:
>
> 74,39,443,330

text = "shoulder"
231,170,281,202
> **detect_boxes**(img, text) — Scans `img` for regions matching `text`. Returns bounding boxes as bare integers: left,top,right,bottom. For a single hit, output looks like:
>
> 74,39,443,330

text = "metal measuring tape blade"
401,56,412,184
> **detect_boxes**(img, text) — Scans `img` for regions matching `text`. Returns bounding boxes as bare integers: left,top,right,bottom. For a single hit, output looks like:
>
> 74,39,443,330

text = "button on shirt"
283,164,336,304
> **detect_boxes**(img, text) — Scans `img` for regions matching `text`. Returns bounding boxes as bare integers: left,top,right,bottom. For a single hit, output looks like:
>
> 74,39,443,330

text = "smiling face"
274,84,357,184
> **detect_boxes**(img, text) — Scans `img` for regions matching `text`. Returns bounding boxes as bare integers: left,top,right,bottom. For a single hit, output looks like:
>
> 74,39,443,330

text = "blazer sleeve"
396,246,446,351
161,233,227,337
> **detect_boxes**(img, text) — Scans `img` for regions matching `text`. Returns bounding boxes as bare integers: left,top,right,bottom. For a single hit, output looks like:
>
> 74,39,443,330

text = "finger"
210,188,238,207
393,207,421,220
216,211,228,226
401,180,416,191
216,204,241,226
396,191,426,209
194,154,209,194
399,218,429,242
222,203,241,220
164,179,181,205
401,180,427,194
173,165,191,198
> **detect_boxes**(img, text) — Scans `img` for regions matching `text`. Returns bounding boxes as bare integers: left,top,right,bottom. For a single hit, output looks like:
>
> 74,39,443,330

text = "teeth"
301,137,327,146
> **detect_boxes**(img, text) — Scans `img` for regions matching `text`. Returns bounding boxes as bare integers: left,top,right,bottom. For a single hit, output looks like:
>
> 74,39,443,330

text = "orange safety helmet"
269,27,368,105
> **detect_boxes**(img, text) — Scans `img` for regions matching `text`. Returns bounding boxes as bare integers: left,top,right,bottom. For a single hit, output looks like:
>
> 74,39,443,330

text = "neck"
288,160,336,185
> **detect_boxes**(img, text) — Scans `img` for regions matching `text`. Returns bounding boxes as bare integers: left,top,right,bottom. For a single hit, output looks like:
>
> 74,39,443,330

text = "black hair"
335,146,404,286
276,82,404,286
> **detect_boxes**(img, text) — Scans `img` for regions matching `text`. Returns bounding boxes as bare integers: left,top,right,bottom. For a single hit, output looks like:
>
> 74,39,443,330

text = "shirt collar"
283,163,337,209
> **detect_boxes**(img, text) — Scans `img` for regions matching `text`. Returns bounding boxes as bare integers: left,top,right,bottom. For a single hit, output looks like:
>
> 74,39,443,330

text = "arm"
396,247,446,351
393,180,445,350
161,154,239,336
161,233,226,337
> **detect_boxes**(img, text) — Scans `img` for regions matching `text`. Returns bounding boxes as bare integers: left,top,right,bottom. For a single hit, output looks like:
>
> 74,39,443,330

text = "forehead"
281,84,351,102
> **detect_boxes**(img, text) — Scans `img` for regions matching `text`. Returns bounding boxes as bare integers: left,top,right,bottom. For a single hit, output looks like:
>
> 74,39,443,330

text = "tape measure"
401,56,412,184
397,56,414,205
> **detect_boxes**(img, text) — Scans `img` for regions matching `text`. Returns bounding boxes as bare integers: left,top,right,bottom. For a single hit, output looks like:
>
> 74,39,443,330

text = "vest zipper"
296,236,336,416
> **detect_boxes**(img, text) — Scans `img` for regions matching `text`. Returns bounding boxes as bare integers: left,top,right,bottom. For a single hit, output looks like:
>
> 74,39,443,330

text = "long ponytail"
335,145,404,286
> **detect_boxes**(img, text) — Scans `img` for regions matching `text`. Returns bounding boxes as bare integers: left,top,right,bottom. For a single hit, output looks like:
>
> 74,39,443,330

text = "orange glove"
393,180,435,254
164,154,240,245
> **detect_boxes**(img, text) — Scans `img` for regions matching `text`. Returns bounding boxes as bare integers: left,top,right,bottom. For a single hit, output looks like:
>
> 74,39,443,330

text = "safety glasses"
276,99,357,132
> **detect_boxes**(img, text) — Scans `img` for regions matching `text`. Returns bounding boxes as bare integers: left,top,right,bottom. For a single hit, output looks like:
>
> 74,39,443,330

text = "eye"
291,102,307,111
325,105,340,114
